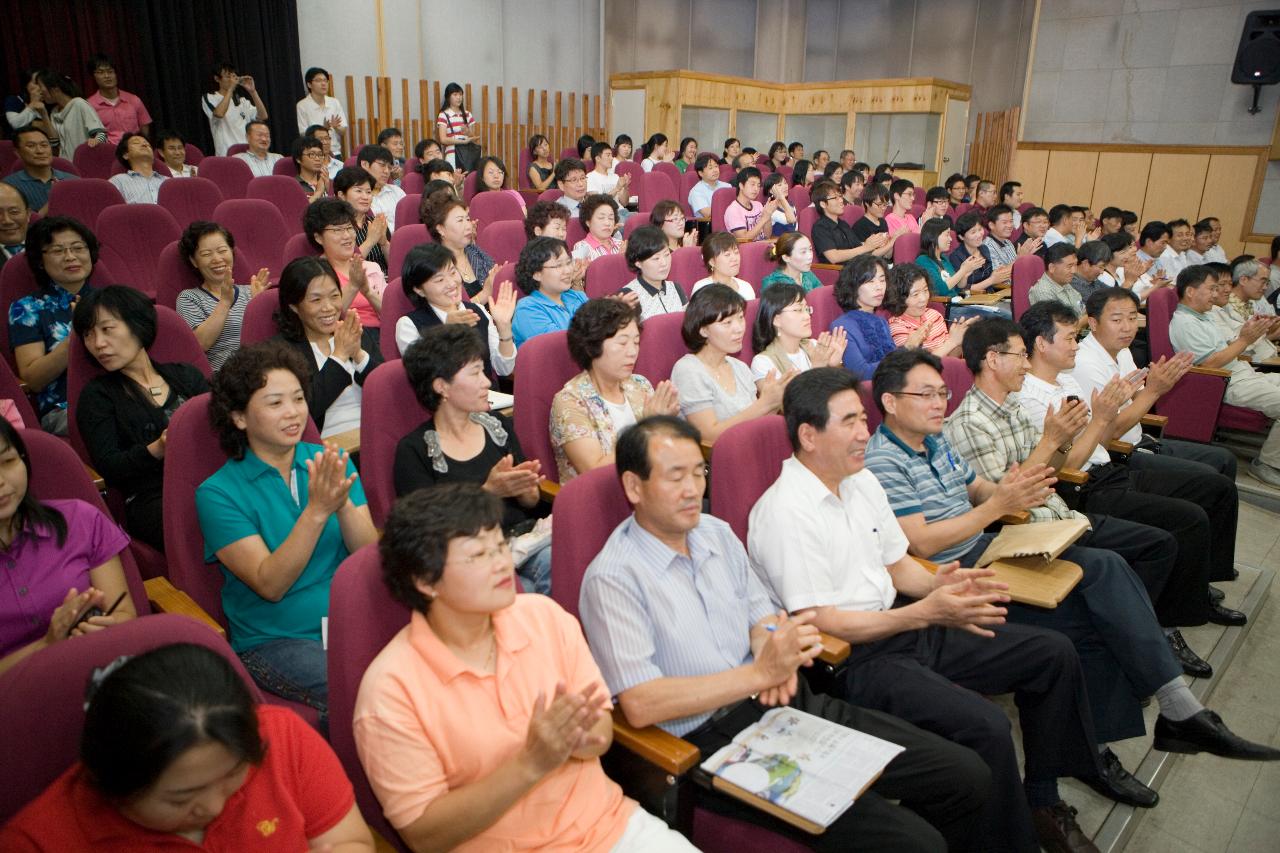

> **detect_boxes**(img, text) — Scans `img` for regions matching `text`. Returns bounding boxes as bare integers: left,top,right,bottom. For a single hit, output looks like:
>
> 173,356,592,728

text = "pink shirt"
335,259,388,328
87,90,152,144
885,211,920,234
724,198,766,240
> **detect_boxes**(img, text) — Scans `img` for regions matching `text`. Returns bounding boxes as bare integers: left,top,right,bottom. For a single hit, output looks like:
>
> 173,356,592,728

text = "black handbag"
454,141,482,173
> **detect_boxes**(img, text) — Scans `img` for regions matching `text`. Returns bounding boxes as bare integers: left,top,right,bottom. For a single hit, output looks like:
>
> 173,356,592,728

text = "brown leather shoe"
1031,801,1099,853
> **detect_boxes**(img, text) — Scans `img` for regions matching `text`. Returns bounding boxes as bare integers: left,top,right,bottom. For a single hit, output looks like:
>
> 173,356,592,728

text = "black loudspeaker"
1233,10,1280,113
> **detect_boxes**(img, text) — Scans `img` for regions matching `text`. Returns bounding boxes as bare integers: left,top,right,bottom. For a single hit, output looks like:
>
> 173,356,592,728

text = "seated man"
1163,219,1193,281
1202,216,1229,264
355,484,695,852
108,132,166,204
1043,204,1074,248
981,204,1035,268
1017,206,1049,257
920,186,951,228
838,149,856,172
421,158,460,195
1027,243,1086,321
305,125,344,178
0,182,30,270
1137,221,1177,282
866,344,1278,773
581,416,992,852
848,182,899,260
357,144,406,231
554,157,589,218
377,127,406,181
687,151,729,219
3,126,77,214
999,181,1024,227
235,119,282,177
812,181,882,264
945,173,968,211
1228,256,1277,319
86,53,152,144
969,180,997,218
841,169,866,206
1098,207,1124,236
750,367,1121,853
1184,219,1215,265
1069,240,1113,303
1169,264,1280,487
724,166,777,243
586,141,631,205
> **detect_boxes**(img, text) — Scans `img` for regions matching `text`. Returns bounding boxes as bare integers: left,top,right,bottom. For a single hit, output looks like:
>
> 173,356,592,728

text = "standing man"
296,67,348,157
235,120,282,177
202,61,269,157
85,54,152,145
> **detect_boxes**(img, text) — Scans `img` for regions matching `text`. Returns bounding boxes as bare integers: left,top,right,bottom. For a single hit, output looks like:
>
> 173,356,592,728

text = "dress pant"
1223,371,1280,468
685,678,990,853
961,518,1182,744
839,620,1100,853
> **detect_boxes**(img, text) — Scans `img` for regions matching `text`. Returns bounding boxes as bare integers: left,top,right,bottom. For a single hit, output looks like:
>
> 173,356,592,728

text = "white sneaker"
1249,458,1280,488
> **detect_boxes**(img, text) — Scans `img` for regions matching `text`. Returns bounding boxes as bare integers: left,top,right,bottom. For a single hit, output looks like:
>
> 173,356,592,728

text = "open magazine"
699,708,904,834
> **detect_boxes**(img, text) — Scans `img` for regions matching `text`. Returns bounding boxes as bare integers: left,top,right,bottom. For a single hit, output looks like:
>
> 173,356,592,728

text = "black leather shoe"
1031,801,1099,853
1155,710,1280,760
1206,601,1247,626
1077,748,1159,808
1168,630,1213,678
1209,585,1226,604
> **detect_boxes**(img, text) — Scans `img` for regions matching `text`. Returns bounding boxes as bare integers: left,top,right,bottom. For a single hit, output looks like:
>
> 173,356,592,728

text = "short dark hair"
210,341,311,459
1048,204,1073,227
415,139,443,160
1022,206,1048,224
871,348,943,415
985,203,1013,226
25,216,99,290
841,170,864,191
244,119,269,137
1176,264,1215,299
792,160,813,187
0,420,67,545
291,135,325,168
303,198,357,250
157,128,186,149
304,66,329,84
380,484,506,614
357,144,394,168
783,367,861,450
883,262,928,317
72,285,157,349
1044,242,1078,265
81,644,264,800
1139,221,1170,246
1076,239,1112,266
514,236,569,295
888,178,914,203
1019,300,1079,353
528,134,549,158
834,255,888,312
752,282,806,353
999,181,1021,202
860,182,891,208
1193,219,1213,236
1099,206,1123,222
615,416,702,482
953,210,985,240
649,200,683,230
178,220,235,274
87,53,115,74
1101,231,1133,254
423,158,454,178
1085,286,1139,319
961,317,1023,374
925,185,949,204
694,152,719,174
788,141,804,155
554,158,586,185
624,225,668,274
578,192,619,228
376,127,403,145
401,243,457,309
945,172,966,189
275,255,340,341
1120,210,1138,227
403,323,488,410
524,200,569,240
1167,217,1190,231
589,140,612,161
567,298,642,369
421,193,468,242
113,132,146,169
577,134,597,158
702,231,738,271
682,283,745,351
473,155,508,192
333,166,376,196
734,166,762,190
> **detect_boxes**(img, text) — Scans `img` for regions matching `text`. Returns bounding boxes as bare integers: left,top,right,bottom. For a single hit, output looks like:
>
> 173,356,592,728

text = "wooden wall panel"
1198,155,1261,258
1141,154,1209,226
1042,151,1099,208
1090,152,1152,216
1009,148,1049,205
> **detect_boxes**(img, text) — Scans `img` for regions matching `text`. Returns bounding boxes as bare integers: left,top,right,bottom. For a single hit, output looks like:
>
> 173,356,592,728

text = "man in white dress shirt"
108,132,166,204
1043,204,1075,248
295,67,347,157
358,144,405,231
235,120,282,177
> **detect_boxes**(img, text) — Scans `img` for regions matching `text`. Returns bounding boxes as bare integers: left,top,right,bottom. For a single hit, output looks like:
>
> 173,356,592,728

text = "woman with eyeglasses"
303,198,387,349
649,200,697,251
750,282,846,387
882,262,972,357
511,237,588,346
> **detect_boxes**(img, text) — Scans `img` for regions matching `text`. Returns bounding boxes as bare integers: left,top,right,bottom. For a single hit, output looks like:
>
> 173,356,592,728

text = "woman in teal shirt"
760,232,822,293
196,341,377,715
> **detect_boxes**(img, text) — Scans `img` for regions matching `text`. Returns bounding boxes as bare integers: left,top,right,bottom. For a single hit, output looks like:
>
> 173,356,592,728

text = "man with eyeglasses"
3,126,78,214
553,158,590,217
358,144,406,232
811,180,885,265
752,364,1114,853
944,174,968,211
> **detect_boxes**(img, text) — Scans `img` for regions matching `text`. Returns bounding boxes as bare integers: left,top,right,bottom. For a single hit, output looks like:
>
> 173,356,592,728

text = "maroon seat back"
940,356,973,417
476,219,527,265
245,175,308,234
738,240,774,287
679,171,701,216
806,284,841,333
798,206,820,238
584,253,631,299
537,188,564,203
281,232,320,267
271,157,298,177
859,380,882,432
46,179,125,228
1146,286,1177,361
197,156,254,199
461,170,479,202
213,199,287,276
893,231,922,265
549,465,634,618
359,361,431,527
709,415,791,542
5,158,79,177
157,177,224,229
470,190,525,225
623,211,651,241
615,161,641,184
71,141,117,180
0,357,37,427
788,185,810,211
400,171,424,194
388,224,431,279
634,310,690,383
394,193,421,230
1011,255,1044,321
840,204,864,226
670,244,705,289
95,204,182,298
512,331,579,484
710,187,736,232
719,163,737,182
241,287,281,346
637,172,676,213
379,278,413,362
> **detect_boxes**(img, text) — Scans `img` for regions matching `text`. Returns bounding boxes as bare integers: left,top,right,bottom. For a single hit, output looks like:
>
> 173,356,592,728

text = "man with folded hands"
581,415,991,853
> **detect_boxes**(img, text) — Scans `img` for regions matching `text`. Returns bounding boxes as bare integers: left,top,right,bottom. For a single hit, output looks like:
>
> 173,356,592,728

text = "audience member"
791,159,814,189
85,54,151,144
650,200,697,251
945,173,968,209
831,256,896,377
526,134,554,191
357,144,406,230
970,180,997,217
576,133,596,159
331,167,386,272
620,226,687,319
415,138,444,165
723,137,742,162
524,198,570,241
176,221,269,371
981,204,1029,268
0,418,136,675
614,134,635,162
572,194,622,261
761,231,822,293
767,141,788,171
4,126,77,214
305,198,388,344
1098,207,1123,236
435,83,476,168
813,149,831,172
673,137,698,173
554,157,589,217
551,298,678,482
812,181,877,263
884,179,920,234
692,231,754,298
841,169,866,205
822,160,844,185
640,133,671,172
724,166,777,242
920,186,951,227
884,262,971,356
917,217,981,300
235,120,282,178
474,154,526,214
838,148,856,171
850,183,902,259
1043,205,1074,248
307,125,344,178
511,236,587,345
293,136,330,203
788,141,806,164
762,172,798,236
0,643,374,850
1028,243,1085,317
687,152,728,219
377,126,406,179
295,67,348,156
1017,206,1049,257
0,182,31,270
999,181,1025,226
107,132,166,204
1070,240,1113,302
422,193,498,305
1202,216,1228,264
579,415,991,851
1185,219,1215,265
157,129,198,177
30,70,107,155
586,141,632,206
750,283,845,383
1120,210,1139,240
1163,219,1193,281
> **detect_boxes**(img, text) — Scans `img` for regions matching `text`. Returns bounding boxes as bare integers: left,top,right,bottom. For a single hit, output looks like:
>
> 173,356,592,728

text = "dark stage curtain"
2,0,304,156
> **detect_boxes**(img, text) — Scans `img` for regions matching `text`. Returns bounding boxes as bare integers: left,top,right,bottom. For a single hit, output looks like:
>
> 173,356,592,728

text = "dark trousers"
839,621,1100,853
686,678,990,853
124,491,165,553
961,516,1182,743
1137,439,1239,583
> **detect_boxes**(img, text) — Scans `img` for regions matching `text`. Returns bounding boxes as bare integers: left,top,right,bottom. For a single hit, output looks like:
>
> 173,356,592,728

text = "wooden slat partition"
969,106,1020,186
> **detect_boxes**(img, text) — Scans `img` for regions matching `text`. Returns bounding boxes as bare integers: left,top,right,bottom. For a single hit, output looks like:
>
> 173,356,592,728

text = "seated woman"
175,221,269,371
73,287,209,553
691,231,754,298
272,256,382,438
526,134,555,192
749,282,846,384
831,255,896,378
293,135,329,203
473,155,526,213
422,193,498,305
882,262,970,357
511,236,587,346
767,141,788,171
10,216,105,435
304,198,388,349
0,643,373,851
395,325,550,594
619,226,687,320
550,298,678,483
198,342,378,713
762,172,798,237
649,200,698,251
673,136,698,173
760,231,822,293
355,483,696,853
394,243,516,375
571,193,622,262
671,284,793,443
790,159,813,188
0,419,136,676
915,217,1009,322
333,166,388,272
947,210,1009,295
613,133,634,163
639,132,670,172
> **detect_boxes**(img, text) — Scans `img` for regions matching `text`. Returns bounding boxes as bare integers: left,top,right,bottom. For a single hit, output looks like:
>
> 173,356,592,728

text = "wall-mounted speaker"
1233,10,1280,112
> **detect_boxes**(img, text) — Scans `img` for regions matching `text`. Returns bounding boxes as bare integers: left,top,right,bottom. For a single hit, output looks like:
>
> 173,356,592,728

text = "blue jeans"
239,638,328,715
517,543,553,595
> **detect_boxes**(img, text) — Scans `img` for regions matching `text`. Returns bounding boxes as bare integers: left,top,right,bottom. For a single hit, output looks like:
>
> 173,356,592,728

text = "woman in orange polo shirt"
0,643,373,852
354,483,696,852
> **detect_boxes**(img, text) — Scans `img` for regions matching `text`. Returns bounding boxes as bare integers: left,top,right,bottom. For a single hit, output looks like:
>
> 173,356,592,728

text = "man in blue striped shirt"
580,416,989,852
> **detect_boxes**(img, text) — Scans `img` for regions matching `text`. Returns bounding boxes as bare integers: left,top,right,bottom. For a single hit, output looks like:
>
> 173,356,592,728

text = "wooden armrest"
701,439,715,461
999,511,1030,524
1139,414,1168,428
539,480,561,502
611,708,701,776
811,262,843,271
1189,365,1232,379
1105,439,1135,455
84,463,104,491
1057,467,1089,485
329,427,361,455
817,631,850,665
144,577,225,637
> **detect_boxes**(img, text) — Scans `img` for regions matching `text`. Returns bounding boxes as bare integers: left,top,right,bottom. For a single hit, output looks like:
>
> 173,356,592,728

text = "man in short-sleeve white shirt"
202,64,268,156
296,67,347,156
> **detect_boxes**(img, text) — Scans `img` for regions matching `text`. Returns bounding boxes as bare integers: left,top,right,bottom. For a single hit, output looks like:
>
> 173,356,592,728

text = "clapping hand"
758,368,799,410
249,268,270,298
489,278,517,330
306,445,357,516
642,380,680,417
520,682,609,779
333,312,363,361
484,454,542,498
810,327,847,367
1043,398,1089,446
